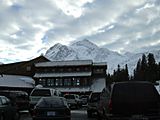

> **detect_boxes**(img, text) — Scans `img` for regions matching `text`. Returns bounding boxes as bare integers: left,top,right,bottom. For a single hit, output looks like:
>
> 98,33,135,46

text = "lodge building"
33,60,107,94
0,56,107,94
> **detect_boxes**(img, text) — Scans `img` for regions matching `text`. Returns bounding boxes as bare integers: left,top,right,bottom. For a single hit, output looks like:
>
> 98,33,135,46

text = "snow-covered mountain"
45,39,160,74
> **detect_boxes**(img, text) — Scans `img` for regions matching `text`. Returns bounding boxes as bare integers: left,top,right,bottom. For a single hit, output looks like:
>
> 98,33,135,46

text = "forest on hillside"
107,53,160,84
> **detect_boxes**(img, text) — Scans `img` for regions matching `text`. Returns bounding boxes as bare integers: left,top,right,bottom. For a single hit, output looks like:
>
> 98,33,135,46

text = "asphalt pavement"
20,108,97,120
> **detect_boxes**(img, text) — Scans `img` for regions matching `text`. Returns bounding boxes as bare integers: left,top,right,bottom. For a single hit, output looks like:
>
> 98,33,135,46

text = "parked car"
29,87,61,111
31,96,71,120
64,94,81,109
87,92,101,118
0,90,29,111
0,95,20,120
98,81,160,120
80,95,89,105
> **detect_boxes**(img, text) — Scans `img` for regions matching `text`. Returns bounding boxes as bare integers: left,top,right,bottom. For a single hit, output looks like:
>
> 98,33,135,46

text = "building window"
64,78,71,86
84,67,89,71
52,69,55,72
47,79,55,86
68,68,72,72
44,69,48,73
58,78,63,86
76,68,80,72
55,79,58,86
26,66,31,71
81,78,88,86
94,68,104,73
59,68,63,72
38,78,46,86
73,78,80,86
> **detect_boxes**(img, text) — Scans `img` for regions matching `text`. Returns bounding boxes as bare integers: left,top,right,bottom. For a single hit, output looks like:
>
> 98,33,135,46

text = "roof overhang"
34,72,92,78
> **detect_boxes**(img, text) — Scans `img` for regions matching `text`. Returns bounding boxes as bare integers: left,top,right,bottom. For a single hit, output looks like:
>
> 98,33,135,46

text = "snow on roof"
90,78,106,92
35,60,93,67
0,75,35,88
93,62,107,66
34,72,92,78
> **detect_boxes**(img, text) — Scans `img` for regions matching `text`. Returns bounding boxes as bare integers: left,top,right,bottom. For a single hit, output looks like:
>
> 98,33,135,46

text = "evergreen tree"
148,53,156,66
141,54,147,81
124,64,129,81
158,62,160,80
106,73,112,85
111,64,130,82
141,54,147,70
134,59,141,81
147,53,157,83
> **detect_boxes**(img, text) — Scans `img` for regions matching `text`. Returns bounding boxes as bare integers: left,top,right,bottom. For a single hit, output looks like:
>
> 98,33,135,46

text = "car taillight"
108,99,112,112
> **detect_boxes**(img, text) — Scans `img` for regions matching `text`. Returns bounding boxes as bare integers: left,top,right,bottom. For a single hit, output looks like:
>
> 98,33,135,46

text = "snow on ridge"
45,39,160,75
71,39,98,49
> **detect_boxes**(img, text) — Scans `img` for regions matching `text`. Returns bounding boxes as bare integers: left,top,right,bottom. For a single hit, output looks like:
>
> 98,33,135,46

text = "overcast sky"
0,0,160,63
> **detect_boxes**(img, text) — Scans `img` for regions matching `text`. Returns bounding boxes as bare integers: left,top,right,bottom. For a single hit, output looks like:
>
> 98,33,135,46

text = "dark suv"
98,81,160,120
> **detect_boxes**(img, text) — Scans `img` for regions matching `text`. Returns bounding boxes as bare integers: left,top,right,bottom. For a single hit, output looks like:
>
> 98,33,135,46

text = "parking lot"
20,109,97,120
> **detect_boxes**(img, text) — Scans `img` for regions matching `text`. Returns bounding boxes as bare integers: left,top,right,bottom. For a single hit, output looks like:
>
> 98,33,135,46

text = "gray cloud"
0,0,160,63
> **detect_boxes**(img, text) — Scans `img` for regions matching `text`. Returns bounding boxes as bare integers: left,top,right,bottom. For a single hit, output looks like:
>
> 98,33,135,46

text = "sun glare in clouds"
54,0,94,18
150,40,160,46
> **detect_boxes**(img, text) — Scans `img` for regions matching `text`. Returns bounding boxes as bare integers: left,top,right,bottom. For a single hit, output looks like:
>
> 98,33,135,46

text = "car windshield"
31,89,51,96
36,97,65,108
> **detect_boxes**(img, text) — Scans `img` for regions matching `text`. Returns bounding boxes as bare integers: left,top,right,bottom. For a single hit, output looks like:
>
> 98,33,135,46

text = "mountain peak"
45,43,63,55
71,39,98,49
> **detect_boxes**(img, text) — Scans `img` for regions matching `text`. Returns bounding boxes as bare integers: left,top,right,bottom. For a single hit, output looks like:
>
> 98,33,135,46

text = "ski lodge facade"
0,56,107,94
34,60,107,94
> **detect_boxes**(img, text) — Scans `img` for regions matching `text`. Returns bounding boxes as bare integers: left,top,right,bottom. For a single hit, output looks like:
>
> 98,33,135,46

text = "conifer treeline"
107,53,160,84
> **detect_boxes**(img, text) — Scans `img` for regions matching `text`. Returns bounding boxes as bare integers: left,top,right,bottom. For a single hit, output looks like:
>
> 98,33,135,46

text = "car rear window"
31,89,51,96
111,82,160,114
36,97,65,108
112,82,159,102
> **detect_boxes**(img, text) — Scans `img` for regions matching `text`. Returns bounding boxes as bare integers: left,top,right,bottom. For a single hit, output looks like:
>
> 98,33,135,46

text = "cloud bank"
0,0,160,63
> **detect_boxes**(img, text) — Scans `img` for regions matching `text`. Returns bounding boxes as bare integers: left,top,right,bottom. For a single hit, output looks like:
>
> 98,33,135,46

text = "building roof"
34,72,92,78
0,75,35,88
93,62,107,66
35,60,93,67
